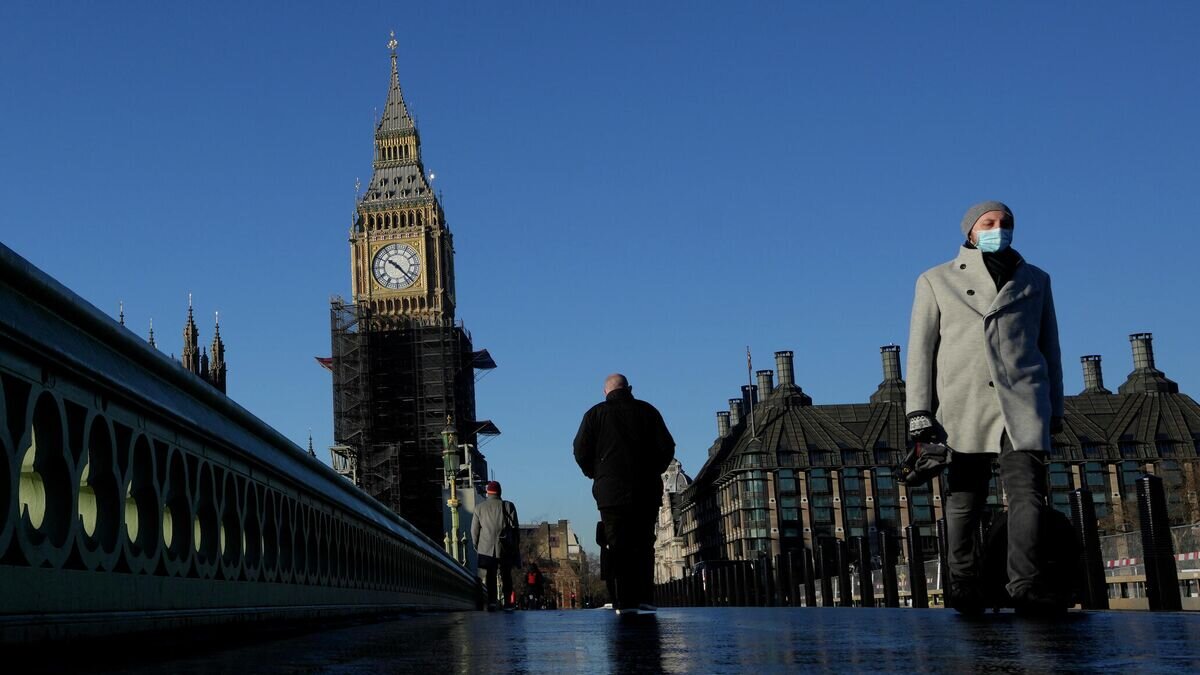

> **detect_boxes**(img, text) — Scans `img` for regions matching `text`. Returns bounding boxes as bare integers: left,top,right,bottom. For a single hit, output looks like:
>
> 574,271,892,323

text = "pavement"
79,607,1200,674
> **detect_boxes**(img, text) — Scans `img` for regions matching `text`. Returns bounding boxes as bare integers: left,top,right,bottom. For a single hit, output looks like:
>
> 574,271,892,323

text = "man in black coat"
574,373,675,615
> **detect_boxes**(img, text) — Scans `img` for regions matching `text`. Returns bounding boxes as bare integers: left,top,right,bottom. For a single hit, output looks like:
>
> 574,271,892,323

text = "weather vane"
387,30,397,52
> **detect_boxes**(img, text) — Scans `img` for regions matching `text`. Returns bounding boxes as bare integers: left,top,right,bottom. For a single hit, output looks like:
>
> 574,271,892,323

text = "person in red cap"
472,480,519,610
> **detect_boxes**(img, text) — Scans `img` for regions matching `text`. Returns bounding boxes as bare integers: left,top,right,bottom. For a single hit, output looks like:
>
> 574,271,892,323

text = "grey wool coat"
471,495,518,559
906,246,1064,454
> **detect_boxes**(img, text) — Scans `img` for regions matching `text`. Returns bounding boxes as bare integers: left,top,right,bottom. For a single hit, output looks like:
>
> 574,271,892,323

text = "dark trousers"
478,554,512,606
600,504,657,609
944,433,1048,597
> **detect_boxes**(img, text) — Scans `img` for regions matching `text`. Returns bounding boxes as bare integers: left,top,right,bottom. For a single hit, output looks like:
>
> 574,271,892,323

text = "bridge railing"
0,243,479,642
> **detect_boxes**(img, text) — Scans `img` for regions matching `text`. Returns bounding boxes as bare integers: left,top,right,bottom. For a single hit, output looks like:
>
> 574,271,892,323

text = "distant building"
654,459,692,582
678,334,1200,569
519,519,583,608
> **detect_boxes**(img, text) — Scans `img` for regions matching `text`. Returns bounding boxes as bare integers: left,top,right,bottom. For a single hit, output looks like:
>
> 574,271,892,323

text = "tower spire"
148,318,156,348
118,300,125,326
182,294,200,374
209,310,227,395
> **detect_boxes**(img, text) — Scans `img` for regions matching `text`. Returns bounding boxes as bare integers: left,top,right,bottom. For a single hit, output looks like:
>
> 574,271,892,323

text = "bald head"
604,373,630,395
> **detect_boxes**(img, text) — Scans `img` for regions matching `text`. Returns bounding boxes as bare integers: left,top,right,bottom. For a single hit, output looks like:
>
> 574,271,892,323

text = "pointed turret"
360,32,434,206
118,301,125,326
209,311,227,394
148,318,156,348
182,293,201,375
378,31,416,135
200,346,210,381
307,430,316,458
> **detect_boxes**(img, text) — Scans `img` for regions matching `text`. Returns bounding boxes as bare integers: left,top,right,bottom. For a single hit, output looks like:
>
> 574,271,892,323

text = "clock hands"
387,258,415,283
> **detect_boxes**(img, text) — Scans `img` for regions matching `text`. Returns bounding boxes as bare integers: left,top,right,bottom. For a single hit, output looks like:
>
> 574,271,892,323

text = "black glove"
898,442,952,487
907,411,940,444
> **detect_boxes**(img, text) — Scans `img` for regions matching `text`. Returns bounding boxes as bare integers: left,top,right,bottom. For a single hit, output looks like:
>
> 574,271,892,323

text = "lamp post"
442,416,463,564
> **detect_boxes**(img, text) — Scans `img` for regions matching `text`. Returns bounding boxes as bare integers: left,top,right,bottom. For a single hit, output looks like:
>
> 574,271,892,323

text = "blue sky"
3,2,1198,552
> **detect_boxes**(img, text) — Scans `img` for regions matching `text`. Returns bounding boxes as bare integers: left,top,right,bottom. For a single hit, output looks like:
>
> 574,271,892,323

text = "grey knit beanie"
960,200,1014,237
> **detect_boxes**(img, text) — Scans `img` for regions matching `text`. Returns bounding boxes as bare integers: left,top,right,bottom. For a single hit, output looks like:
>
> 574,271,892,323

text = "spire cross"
387,30,397,53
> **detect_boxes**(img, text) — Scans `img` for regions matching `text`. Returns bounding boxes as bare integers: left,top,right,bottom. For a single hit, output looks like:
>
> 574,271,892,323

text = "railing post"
935,518,949,607
852,535,874,608
905,525,928,608
878,530,900,608
1069,489,1109,610
1136,475,1182,611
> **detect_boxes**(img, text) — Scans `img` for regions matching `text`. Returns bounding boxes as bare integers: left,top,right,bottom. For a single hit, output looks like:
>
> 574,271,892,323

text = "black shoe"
1012,587,1069,618
949,578,986,616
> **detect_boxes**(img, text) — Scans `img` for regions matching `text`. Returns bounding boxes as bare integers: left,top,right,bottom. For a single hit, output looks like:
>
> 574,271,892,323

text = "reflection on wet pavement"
98,608,1200,674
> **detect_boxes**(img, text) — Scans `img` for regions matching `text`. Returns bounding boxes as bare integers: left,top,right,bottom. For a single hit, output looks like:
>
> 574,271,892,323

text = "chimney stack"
775,350,795,388
716,411,731,438
880,345,902,381
728,399,743,427
1130,333,1155,370
1118,332,1179,394
1080,355,1111,394
741,384,758,412
870,345,906,404
756,370,774,399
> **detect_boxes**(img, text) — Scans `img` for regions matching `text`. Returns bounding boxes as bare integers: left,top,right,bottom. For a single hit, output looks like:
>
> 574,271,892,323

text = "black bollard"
802,547,817,607
878,530,900,608
835,538,854,607
906,525,928,608
935,518,950,607
733,563,746,606
853,535,875,608
817,539,835,607
768,552,777,605
781,552,794,606
1136,475,1182,611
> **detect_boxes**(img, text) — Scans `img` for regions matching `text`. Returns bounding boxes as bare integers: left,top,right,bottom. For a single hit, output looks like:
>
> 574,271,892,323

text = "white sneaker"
615,607,640,616
637,604,658,614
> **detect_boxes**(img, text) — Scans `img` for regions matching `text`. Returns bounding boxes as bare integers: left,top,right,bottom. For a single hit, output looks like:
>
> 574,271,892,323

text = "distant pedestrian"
525,563,545,609
906,201,1065,615
471,481,519,611
574,373,675,615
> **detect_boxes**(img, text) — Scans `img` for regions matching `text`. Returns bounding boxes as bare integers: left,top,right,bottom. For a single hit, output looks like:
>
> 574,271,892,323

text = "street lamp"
441,416,464,564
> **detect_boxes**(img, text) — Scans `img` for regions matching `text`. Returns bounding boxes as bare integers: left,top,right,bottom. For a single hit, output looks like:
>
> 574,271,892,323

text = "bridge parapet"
0,243,479,642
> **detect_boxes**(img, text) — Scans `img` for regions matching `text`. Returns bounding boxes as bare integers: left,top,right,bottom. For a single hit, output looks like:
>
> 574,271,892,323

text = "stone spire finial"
148,318,156,348
307,429,316,458
118,300,125,326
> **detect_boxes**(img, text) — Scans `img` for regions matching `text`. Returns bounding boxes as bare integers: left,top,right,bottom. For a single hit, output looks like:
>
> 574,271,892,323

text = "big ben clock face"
372,243,422,290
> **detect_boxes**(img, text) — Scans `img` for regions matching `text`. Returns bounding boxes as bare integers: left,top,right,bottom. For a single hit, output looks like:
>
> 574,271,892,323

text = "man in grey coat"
471,481,519,610
906,200,1064,614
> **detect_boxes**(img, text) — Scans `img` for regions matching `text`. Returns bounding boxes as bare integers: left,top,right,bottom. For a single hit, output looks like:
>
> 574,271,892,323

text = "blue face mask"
976,228,1013,253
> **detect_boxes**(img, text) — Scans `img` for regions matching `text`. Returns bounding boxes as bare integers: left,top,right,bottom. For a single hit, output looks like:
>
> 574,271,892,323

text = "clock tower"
350,32,455,323
330,34,497,543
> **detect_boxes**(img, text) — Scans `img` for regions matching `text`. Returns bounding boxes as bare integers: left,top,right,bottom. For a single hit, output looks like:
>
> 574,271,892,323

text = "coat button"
959,264,966,270
967,289,975,296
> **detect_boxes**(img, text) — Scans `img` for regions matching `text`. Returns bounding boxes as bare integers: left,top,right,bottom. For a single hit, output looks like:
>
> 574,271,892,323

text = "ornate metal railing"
0,242,479,642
